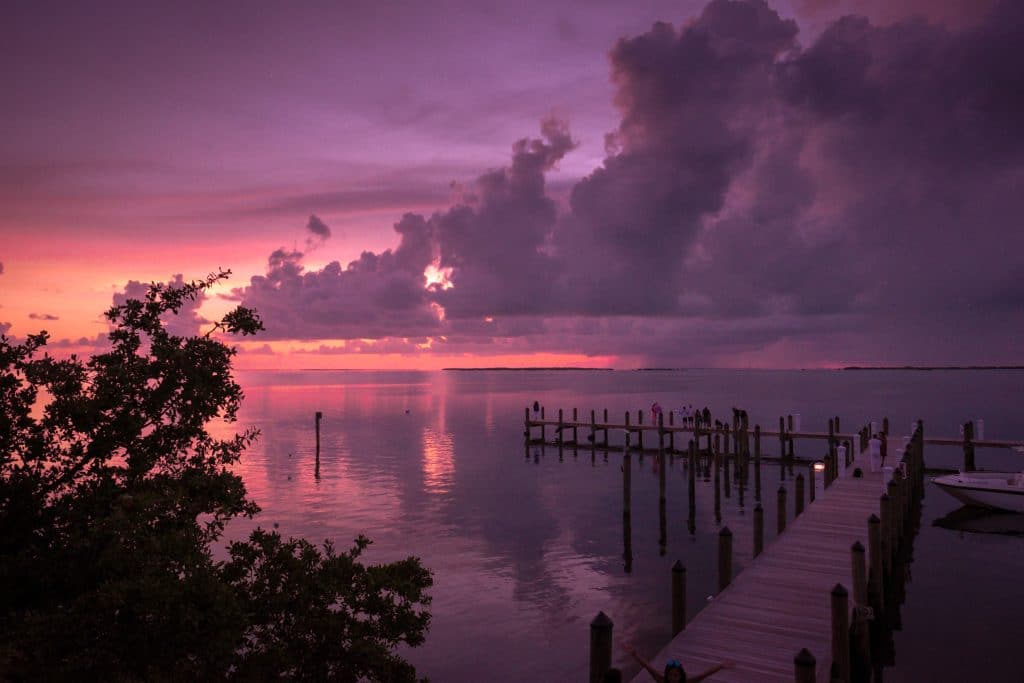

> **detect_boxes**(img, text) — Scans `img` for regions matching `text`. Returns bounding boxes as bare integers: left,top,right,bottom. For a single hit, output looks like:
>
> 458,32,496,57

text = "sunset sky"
2,0,1020,369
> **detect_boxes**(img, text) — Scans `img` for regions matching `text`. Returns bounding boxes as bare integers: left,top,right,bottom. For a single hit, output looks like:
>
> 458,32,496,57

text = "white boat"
933,471,1024,513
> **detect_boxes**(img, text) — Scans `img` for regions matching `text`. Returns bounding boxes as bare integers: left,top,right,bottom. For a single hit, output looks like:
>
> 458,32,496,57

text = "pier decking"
630,447,890,683
526,408,932,683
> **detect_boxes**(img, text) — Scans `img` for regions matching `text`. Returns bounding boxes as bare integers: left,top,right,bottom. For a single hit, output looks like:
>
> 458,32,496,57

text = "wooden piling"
541,406,546,442
777,485,787,535
557,408,564,448
315,411,322,478
754,424,761,460
753,503,764,557
830,584,850,683
794,648,816,683
851,541,867,607
887,479,900,554
718,527,733,593
589,612,613,683
795,473,805,516
880,494,892,578
668,410,675,452
672,561,686,636
867,514,884,611
809,462,816,503
963,420,976,472
573,407,578,444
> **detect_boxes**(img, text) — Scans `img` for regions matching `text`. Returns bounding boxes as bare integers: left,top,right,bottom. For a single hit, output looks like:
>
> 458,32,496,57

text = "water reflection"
222,369,1024,682
421,428,454,495
933,506,1024,536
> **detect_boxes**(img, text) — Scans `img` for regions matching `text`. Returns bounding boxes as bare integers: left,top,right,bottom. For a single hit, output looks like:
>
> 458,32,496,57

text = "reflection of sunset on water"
421,428,455,495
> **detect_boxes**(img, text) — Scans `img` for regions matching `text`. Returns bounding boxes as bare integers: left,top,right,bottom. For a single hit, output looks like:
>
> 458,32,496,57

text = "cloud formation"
230,0,1024,365
113,275,210,339
28,313,59,321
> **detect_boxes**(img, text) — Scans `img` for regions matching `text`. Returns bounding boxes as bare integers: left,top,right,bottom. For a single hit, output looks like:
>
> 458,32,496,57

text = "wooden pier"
537,408,930,683
524,408,1015,681
623,434,920,683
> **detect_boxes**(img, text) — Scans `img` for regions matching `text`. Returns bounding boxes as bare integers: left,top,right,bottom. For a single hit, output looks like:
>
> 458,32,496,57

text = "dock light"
813,461,826,472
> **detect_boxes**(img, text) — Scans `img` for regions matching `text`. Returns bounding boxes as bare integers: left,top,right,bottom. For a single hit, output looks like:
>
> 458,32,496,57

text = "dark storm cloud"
306,214,331,239
232,0,1024,364
432,116,575,318
229,211,440,340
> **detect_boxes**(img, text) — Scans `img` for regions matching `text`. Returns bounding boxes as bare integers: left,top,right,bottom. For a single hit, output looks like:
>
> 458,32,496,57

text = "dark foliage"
0,271,432,681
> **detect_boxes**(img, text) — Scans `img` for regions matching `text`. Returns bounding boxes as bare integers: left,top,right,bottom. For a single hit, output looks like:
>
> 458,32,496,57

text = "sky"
2,0,1021,369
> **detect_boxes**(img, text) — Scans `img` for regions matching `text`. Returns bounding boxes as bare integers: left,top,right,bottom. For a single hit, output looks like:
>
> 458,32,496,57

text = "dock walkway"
631,450,889,683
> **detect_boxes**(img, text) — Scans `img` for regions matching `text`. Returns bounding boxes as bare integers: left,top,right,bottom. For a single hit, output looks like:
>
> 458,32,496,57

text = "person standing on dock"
622,644,733,682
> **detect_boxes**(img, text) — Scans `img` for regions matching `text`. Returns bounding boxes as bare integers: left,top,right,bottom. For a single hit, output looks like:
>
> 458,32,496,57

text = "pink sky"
3,0,1019,369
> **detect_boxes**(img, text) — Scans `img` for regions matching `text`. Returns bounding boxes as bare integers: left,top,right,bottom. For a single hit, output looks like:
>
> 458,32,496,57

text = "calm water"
221,369,1024,682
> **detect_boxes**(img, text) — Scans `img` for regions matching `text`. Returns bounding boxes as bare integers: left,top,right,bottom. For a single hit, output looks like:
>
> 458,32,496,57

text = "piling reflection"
622,451,633,573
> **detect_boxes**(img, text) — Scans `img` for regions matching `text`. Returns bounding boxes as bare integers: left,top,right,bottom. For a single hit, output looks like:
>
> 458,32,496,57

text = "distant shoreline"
842,366,1024,371
441,367,614,372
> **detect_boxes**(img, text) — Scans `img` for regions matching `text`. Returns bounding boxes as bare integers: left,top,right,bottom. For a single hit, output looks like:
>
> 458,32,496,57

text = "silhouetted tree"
0,271,432,681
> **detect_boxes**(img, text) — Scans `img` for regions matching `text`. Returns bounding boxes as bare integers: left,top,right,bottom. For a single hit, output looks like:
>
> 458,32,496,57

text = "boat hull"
933,472,1024,513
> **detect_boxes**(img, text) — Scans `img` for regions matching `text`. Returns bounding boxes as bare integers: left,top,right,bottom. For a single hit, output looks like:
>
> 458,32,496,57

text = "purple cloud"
28,313,59,321
230,0,1024,365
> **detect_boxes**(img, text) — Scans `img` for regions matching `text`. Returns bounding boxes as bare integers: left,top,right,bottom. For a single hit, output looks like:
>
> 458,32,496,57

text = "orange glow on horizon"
231,340,620,370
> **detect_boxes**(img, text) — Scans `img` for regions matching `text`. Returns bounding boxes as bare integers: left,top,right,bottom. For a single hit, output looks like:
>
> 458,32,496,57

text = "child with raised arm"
622,643,734,683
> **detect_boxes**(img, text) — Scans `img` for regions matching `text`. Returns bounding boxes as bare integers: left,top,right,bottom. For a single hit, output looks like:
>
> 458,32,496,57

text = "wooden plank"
629,449,888,683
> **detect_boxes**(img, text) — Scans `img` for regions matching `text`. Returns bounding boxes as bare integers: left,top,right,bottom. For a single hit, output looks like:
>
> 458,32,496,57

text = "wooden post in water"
795,473,805,516
831,584,851,683
623,438,633,574
880,494,892,579
638,410,644,451
777,485,787,535
809,462,816,503
779,416,786,459
753,503,764,557
794,649,816,683
828,417,835,461
573,407,578,444
687,440,697,536
718,527,733,593
754,424,762,501
851,541,868,607
672,561,686,635
882,417,889,436
603,408,609,448
315,411,322,478
590,409,596,453
887,479,900,555
557,409,564,448
658,412,665,458
668,410,675,453
962,420,976,472
589,612,613,683
524,407,530,441
541,406,546,442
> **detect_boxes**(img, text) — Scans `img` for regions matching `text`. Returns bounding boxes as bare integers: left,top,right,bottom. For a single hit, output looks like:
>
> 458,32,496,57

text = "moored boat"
933,471,1024,513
